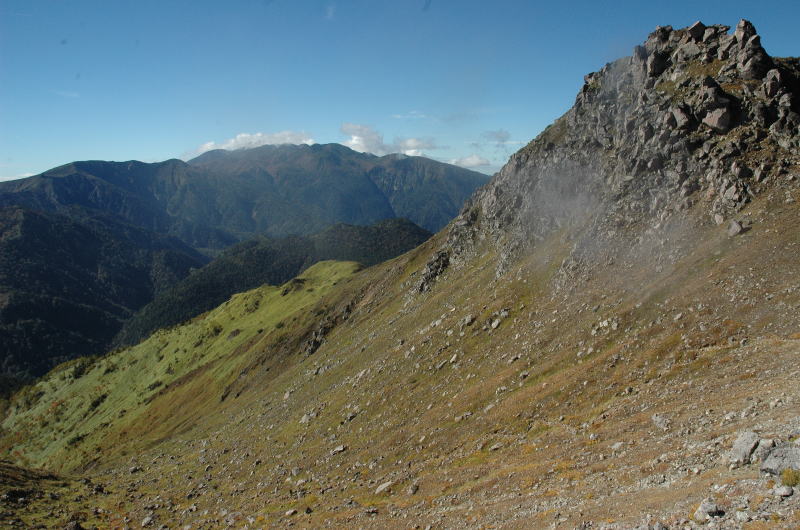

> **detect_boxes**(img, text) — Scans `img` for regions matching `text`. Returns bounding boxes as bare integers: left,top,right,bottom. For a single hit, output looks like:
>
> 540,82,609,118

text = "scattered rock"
418,250,450,293
647,52,669,77
686,20,706,42
331,445,347,455
761,445,800,475
763,69,783,98
728,431,760,466
752,438,776,462
774,485,794,497
728,219,743,237
671,106,692,129
693,498,724,521
459,315,476,330
651,413,671,431
734,19,756,44
375,481,393,494
702,107,732,133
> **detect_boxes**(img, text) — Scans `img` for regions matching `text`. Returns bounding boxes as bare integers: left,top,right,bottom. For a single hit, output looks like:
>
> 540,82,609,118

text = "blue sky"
1,0,798,180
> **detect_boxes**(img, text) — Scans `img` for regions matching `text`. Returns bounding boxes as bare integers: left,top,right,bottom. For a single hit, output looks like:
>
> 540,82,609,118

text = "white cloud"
395,137,438,156
391,110,427,120
449,154,490,168
0,172,35,182
340,123,439,156
340,123,387,155
186,131,315,159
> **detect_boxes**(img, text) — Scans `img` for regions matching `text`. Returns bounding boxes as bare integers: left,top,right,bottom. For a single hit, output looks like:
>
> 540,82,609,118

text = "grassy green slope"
0,260,362,473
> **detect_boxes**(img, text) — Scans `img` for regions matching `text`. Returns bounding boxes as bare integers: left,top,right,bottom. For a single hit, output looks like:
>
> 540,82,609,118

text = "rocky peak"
433,20,800,281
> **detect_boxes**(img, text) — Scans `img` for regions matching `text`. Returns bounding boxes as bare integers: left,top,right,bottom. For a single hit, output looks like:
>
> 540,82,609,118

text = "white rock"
651,413,671,431
774,485,794,497
727,431,759,465
693,498,723,521
375,481,394,494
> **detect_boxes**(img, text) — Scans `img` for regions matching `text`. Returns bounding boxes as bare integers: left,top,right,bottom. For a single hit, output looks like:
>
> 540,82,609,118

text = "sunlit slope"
1,187,799,528
0,260,362,472
90,191,798,527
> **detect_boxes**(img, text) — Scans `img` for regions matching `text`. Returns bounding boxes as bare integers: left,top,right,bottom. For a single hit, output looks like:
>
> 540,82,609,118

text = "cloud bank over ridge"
340,123,440,157
186,131,315,159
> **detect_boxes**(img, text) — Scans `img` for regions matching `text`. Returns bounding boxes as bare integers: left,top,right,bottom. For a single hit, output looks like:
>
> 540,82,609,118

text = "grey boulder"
728,431,759,465
760,445,800,475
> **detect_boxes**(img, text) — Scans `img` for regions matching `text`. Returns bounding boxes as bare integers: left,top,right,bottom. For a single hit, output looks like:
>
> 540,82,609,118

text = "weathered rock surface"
440,19,800,276
728,431,760,465
693,498,724,521
761,445,800,475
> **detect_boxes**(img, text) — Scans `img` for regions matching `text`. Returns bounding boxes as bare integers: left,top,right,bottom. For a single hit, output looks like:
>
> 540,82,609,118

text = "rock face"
761,446,800,476
728,431,760,465
437,20,800,276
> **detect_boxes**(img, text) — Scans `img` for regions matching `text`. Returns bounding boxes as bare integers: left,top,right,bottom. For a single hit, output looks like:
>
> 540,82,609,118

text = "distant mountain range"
0,143,487,252
0,144,482,388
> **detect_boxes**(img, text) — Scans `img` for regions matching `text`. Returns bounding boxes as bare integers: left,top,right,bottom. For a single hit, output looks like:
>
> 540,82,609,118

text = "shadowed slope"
0,206,208,386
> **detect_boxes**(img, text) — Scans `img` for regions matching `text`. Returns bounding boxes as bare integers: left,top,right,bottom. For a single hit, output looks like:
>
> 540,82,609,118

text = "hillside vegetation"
3,190,799,527
1,261,362,473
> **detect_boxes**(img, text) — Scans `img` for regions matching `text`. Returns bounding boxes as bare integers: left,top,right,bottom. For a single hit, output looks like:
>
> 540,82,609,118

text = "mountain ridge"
0,143,487,250
436,19,800,280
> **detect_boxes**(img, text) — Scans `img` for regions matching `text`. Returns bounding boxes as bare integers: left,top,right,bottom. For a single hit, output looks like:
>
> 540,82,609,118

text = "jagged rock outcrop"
430,20,800,283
